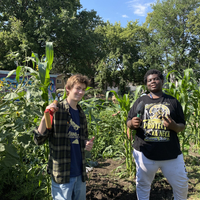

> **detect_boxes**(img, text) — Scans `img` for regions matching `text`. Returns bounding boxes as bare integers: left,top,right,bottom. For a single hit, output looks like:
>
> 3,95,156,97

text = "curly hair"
144,69,164,84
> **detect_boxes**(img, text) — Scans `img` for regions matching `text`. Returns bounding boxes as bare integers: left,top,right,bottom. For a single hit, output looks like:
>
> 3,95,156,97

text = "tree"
187,6,200,78
143,0,200,74
52,9,106,79
94,21,148,93
0,0,105,81
0,0,80,68
0,17,29,70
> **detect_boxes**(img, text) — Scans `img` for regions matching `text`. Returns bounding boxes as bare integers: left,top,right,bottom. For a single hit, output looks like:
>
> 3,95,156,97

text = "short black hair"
144,69,164,84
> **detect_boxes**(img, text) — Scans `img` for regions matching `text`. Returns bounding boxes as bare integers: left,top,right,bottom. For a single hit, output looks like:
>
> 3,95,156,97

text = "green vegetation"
0,48,200,198
0,42,54,199
1,0,200,199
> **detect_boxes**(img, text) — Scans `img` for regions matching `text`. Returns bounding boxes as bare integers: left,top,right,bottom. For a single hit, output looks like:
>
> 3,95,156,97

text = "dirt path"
86,154,200,200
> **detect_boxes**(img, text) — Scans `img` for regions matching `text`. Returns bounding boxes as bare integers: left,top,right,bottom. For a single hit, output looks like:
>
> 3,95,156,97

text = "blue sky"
79,0,156,27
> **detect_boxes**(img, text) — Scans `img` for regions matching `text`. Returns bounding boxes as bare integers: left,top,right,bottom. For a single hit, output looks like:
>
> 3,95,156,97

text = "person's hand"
46,102,59,114
131,117,142,129
112,111,120,117
85,137,95,151
162,114,176,130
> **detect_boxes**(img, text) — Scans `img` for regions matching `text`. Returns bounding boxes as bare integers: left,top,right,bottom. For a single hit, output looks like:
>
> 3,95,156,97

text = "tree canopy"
143,0,200,74
0,0,104,77
1,0,200,89
94,21,149,92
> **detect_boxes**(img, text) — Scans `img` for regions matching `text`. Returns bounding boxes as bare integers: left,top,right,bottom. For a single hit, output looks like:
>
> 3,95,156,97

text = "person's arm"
172,123,185,133
33,125,50,145
37,116,47,135
127,119,134,129
112,111,120,116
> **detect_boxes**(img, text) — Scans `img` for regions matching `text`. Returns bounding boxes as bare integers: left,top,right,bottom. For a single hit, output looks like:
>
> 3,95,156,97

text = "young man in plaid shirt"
34,74,94,200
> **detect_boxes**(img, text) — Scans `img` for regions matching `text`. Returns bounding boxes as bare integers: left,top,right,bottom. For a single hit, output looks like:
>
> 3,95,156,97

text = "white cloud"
133,4,147,16
122,15,129,18
128,1,154,16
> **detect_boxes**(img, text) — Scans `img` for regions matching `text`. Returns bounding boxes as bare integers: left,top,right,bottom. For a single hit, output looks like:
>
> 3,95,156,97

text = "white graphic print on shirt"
67,119,80,144
143,102,170,142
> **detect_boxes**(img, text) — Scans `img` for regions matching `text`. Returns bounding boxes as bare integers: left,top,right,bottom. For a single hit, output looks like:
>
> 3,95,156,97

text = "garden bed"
86,147,200,200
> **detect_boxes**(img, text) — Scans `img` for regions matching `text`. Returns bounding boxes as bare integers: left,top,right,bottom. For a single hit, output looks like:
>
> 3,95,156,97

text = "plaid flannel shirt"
33,99,88,184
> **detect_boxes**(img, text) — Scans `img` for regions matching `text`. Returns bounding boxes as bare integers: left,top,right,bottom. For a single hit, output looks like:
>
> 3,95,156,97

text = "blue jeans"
51,175,86,200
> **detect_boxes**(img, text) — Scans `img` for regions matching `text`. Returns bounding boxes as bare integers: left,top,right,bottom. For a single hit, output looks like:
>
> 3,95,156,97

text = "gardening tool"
136,101,145,118
44,97,58,129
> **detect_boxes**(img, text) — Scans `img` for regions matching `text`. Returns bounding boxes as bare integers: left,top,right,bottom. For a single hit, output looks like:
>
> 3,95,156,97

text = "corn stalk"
106,85,145,177
164,68,200,154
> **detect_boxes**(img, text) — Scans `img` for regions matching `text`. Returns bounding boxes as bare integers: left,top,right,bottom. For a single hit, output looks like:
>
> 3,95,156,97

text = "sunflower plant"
0,42,54,199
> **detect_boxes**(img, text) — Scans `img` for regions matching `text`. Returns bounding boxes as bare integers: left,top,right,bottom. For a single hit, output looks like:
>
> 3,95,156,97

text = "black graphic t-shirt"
127,93,185,160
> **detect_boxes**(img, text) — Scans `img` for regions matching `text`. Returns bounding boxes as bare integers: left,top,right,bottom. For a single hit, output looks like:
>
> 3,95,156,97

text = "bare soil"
86,150,200,200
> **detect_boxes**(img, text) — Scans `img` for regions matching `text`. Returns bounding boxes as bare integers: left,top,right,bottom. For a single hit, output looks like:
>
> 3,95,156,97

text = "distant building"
0,70,67,99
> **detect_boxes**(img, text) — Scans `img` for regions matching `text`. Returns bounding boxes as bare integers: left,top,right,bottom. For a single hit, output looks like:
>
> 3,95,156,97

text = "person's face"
146,74,163,93
66,82,86,102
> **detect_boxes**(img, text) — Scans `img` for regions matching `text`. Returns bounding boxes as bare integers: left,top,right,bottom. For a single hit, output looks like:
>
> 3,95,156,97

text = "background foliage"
1,0,200,89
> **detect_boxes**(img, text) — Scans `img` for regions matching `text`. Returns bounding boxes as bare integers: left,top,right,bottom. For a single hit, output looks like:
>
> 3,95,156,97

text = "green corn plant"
31,41,54,109
164,68,198,154
80,93,124,161
32,42,54,196
190,85,200,150
80,93,108,159
106,85,145,177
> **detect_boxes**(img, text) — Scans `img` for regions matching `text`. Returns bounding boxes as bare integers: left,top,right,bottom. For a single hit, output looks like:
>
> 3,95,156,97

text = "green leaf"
38,62,47,84
6,70,16,78
86,87,92,91
31,52,39,64
26,90,31,101
18,134,31,146
2,154,19,167
46,42,54,72
3,123,15,128
0,143,5,152
15,66,22,83
62,89,67,99
17,91,26,98
5,144,19,158
24,66,38,75
4,92,19,100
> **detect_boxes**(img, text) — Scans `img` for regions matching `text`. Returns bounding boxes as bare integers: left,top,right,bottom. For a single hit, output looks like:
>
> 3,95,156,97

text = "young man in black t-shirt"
127,69,188,200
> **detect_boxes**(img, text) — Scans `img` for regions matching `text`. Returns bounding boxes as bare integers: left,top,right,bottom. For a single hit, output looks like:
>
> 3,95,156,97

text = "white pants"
133,149,188,200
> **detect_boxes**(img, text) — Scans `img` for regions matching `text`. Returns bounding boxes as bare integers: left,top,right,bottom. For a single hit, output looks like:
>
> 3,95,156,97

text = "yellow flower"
0,80,3,87
36,65,38,71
